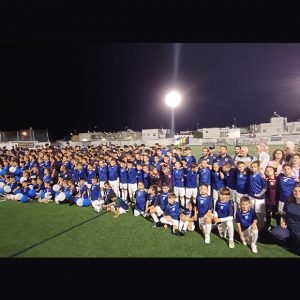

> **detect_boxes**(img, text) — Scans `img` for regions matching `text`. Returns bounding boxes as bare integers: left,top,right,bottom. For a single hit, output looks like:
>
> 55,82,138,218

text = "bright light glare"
165,91,182,108
22,131,27,136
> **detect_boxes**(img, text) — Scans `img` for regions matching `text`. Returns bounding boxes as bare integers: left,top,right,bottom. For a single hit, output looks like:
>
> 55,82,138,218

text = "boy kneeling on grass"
236,196,259,253
101,192,129,218
160,193,182,236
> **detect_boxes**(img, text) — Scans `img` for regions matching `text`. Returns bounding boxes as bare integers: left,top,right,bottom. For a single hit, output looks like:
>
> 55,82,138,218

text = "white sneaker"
242,241,247,246
229,240,235,249
205,234,210,244
251,243,258,253
94,206,101,213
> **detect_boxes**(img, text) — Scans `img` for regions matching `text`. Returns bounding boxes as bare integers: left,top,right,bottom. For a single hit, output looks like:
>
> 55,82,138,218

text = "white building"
287,120,300,135
202,126,240,139
142,129,170,140
254,112,300,137
78,129,141,142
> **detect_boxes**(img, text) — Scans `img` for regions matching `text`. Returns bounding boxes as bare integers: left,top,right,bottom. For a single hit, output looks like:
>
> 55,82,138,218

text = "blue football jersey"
135,190,147,212
158,192,168,210
108,165,119,181
215,199,234,218
236,170,250,194
164,201,180,220
236,208,257,231
248,172,267,199
196,195,212,217
186,170,197,188
119,167,128,184
173,168,185,187
127,168,137,184
198,168,211,185
90,184,101,200
278,174,296,203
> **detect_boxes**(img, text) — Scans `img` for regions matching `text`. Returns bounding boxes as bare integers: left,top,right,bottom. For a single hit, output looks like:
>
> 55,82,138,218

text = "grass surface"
0,199,298,257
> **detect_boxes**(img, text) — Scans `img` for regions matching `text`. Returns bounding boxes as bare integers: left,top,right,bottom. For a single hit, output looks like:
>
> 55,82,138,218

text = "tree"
193,131,203,138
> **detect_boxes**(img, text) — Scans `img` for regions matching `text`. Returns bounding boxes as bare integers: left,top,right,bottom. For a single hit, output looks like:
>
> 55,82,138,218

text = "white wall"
142,129,160,140
203,128,221,138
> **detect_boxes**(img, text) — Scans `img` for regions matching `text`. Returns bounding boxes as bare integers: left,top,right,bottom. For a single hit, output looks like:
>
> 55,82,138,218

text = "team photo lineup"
0,141,300,255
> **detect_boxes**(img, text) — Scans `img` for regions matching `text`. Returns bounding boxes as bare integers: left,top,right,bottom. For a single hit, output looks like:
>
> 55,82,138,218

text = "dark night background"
1,42,300,141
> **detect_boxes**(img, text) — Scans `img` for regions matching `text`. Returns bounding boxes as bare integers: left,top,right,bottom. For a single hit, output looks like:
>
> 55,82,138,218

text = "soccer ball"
15,193,24,201
20,177,27,183
53,184,60,192
9,166,16,173
4,185,12,193
76,198,84,207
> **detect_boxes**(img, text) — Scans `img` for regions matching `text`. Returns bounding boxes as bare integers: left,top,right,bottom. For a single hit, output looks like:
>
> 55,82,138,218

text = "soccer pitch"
0,200,298,257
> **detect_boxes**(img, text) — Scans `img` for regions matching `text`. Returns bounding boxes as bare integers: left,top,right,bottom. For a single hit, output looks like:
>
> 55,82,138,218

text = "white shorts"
161,217,179,227
109,179,119,190
198,215,212,227
99,181,105,189
243,226,257,239
128,183,137,196
134,209,147,217
91,200,101,208
185,188,197,199
249,196,266,214
174,186,185,197
228,188,236,201
235,192,248,203
120,183,128,190
155,206,164,216
278,201,285,214
118,207,128,214
212,189,219,201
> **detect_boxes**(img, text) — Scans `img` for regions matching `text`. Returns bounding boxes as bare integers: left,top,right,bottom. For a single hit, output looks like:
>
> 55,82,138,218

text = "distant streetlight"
22,131,27,136
165,90,182,137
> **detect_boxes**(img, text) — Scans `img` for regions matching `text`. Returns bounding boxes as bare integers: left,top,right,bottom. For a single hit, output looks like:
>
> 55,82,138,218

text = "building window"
153,133,156,136
263,129,267,133
296,128,300,132
205,131,208,133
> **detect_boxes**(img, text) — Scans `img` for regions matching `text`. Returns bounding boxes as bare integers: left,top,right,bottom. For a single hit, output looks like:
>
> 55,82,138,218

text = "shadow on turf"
8,210,109,258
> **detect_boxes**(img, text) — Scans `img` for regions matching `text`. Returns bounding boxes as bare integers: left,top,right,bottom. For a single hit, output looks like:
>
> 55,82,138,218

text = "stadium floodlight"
165,91,182,108
165,90,182,137
22,131,27,136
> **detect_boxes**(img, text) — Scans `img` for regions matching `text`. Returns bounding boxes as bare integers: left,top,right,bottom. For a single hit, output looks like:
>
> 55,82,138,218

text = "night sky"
1,43,300,140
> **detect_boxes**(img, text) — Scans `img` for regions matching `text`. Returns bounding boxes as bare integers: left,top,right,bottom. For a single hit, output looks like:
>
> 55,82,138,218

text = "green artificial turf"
0,200,298,257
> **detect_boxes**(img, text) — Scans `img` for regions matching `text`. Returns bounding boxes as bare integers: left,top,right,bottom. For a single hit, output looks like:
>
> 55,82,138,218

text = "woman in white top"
267,149,286,176
290,153,300,181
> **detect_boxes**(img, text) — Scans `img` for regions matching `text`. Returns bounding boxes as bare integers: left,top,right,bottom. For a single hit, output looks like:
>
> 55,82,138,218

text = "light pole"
165,90,182,137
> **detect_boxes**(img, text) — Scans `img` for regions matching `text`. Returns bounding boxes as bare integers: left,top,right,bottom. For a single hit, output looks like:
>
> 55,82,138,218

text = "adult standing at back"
271,183,300,255
290,153,300,181
214,145,233,167
267,149,286,176
233,146,253,167
254,143,270,173
284,141,296,163
232,145,242,163
198,147,213,168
